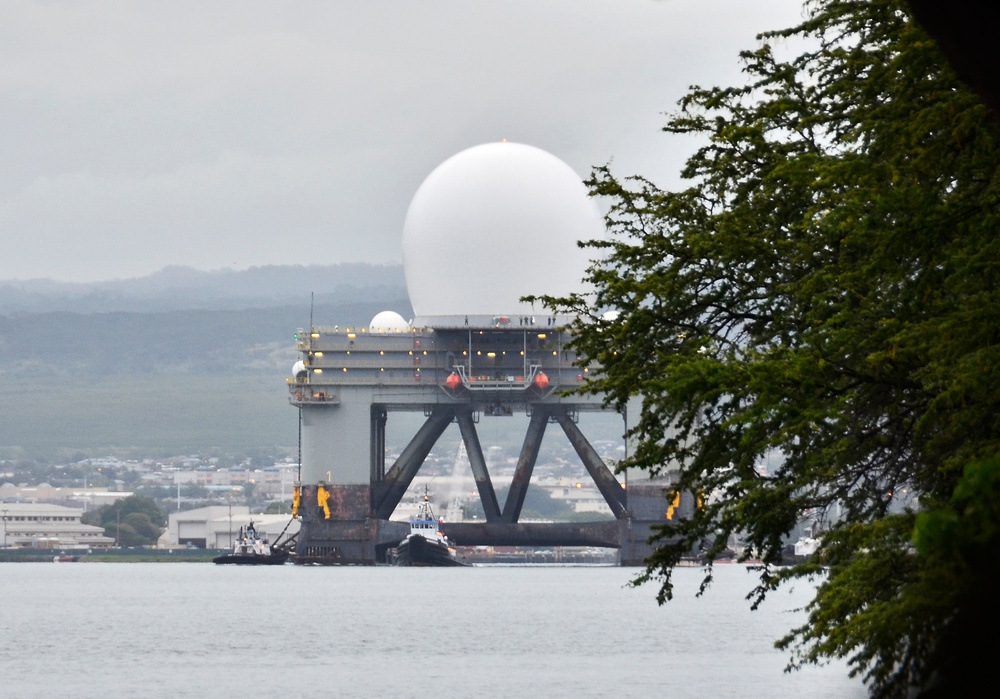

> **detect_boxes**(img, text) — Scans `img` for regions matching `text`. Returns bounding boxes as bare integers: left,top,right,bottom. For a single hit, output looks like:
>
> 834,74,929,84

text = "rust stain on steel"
325,485,371,520
300,484,371,520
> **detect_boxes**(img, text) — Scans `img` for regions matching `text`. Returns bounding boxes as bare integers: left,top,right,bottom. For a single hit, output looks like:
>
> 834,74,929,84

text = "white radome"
402,141,603,322
369,310,411,334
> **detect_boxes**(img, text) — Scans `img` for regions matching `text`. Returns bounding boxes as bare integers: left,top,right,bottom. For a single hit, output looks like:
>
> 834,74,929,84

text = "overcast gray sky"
1,0,803,283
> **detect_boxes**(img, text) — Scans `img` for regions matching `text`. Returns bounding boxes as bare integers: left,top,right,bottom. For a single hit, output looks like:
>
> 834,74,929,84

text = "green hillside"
0,298,411,460
0,373,296,461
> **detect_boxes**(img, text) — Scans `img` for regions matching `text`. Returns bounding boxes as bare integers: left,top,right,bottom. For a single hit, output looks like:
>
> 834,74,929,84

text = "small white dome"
402,142,603,323
292,360,308,379
369,310,411,333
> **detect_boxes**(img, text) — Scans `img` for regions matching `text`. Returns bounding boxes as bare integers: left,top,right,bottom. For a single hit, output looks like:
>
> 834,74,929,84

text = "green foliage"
265,500,292,514
82,494,166,546
531,1,1000,696
782,458,1000,695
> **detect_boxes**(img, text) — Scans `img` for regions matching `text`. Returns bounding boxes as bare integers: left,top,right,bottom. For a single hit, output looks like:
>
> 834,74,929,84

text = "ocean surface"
0,562,868,698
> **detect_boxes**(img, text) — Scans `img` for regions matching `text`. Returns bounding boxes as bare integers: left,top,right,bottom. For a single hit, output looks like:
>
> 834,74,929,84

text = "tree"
905,1,1000,115
531,1,1000,696
265,500,291,514
83,494,166,547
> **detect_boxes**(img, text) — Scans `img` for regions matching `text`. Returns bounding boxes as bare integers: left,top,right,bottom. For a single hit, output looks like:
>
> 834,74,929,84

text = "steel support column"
456,409,501,522
370,405,387,485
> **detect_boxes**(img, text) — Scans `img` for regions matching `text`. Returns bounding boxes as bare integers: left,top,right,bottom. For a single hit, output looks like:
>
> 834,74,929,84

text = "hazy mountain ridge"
0,266,414,456
0,300,413,377
0,263,407,314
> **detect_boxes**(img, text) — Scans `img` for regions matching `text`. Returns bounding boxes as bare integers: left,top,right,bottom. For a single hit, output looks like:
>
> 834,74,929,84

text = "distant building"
0,503,115,549
0,482,131,510
167,505,298,548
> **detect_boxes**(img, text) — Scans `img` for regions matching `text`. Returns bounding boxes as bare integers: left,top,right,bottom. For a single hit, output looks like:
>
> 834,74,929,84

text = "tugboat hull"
212,520,292,565
394,534,467,567
212,552,289,565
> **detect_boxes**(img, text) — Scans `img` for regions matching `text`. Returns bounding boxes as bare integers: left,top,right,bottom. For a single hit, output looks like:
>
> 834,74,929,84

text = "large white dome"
402,142,603,324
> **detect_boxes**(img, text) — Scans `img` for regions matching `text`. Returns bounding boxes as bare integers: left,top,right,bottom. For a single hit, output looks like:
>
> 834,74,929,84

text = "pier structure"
288,142,682,564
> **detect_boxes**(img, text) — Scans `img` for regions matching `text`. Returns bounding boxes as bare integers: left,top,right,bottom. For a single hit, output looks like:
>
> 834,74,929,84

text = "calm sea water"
0,562,867,698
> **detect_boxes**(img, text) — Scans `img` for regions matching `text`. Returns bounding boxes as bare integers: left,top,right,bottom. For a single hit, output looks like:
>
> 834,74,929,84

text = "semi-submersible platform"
285,142,690,565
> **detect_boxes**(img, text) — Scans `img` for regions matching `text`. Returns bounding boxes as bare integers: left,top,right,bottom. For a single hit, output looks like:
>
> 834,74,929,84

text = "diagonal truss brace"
373,405,455,519
500,407,550,523
456,409,502,522
553,409,627,519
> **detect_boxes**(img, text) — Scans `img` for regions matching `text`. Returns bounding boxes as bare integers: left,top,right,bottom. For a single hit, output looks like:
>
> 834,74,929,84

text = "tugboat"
213,520,290,565
393,490,467,567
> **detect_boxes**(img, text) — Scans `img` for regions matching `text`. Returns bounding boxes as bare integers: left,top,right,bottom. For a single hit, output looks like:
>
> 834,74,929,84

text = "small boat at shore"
393,490,467,567
212,521,289,565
